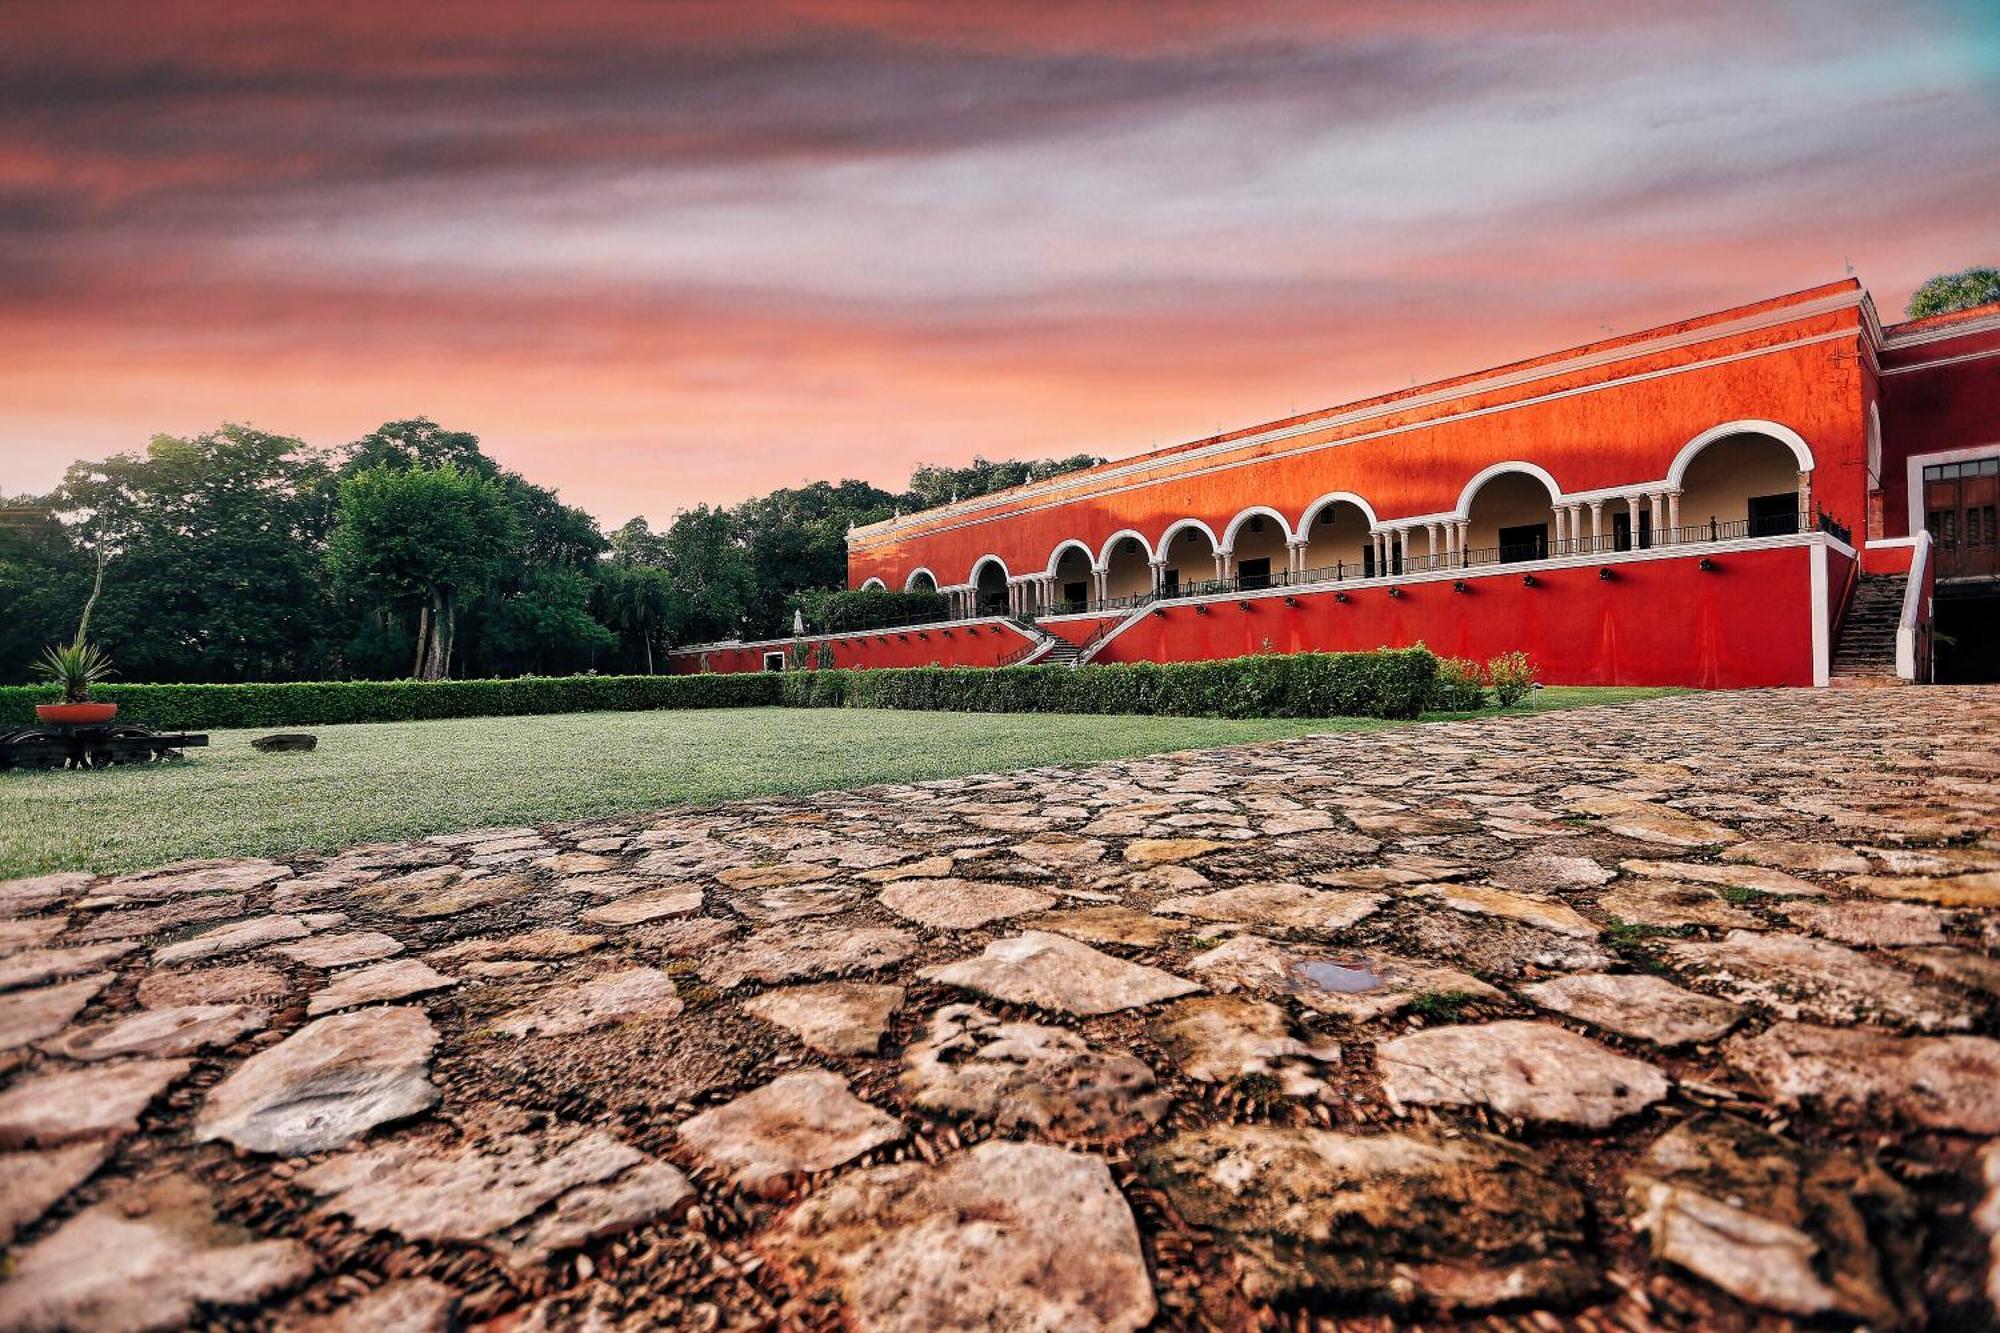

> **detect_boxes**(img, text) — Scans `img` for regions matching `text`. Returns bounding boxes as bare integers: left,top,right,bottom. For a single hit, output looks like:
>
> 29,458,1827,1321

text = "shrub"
1485,651,1539,707
1427,657,1487,712
0,673,781,730
793,587,950,633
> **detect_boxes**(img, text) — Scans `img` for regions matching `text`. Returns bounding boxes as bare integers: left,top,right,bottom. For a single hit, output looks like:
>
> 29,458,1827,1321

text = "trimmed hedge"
0,674,781,730
781,647,1439,720
0,647,1438,729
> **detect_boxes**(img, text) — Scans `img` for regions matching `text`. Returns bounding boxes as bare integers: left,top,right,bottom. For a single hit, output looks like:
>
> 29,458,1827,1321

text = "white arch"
1666,419,1815,489
1866,404,1882,484
1295,491,1380,535
1454,461,1563,517
899,568,937,593
1096,528,1153,566
1220,505,1294,551
859,577,889,592
1157,518,1220,555
1045,539,1097,575
967,554,1009,585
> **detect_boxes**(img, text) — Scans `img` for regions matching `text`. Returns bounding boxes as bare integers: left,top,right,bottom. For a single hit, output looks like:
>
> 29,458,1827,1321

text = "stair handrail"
1896,529,1932,682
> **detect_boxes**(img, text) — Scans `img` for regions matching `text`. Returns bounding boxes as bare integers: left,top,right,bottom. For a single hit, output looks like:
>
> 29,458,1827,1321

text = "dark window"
1747,493,1799,537
1362,546,1376,578
1498,523,1548,563
763,652,786,672
1237,557,1271,590
1162,569,1181,597
1062,580,1089,608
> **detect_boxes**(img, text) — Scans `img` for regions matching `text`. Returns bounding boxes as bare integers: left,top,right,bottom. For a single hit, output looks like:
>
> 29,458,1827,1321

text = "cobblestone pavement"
2,688,1998,1331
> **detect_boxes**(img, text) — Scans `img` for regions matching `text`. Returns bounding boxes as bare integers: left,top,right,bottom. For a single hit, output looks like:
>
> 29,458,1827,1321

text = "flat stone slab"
762,1140,1155,1333
1147,996,1342,1100
0,871,93,914
154,914,313,965
0,1058,191,1148
1571,798,1742,847
0,1175,313,1332
1488,854,1613,892
427,928,605,965
1845,870,2000,908
900,1003,1169,1142
1416,882,1598,938
1619,859,1822,897
743,982,904,1056
42,1002,267,1060
0,1141,111,1246
0,972,112,1053
877,878,1055,929
1142,1124,1596,1308
1024,905,1186,948
702,924,916,989
0,917,66,955
1378,1020,1669,1127
302,1126,691,1264
1668,930,1978,1030
1776,897,1947,946
1156,882,1382,936
95,858,292,902
271,930,406,968
307,959,457,1015
0,942,138,991
197,1006,438,1154
1720,840,1870,874
1725,1022,2000,1134
1626,1114,1917,1324
1597,879,1758,928
363,870,530,919
1123,837,1230,865
138,962,288,1008
69,893,246,942
920,931,1199,1016
489,967,681,1038
677,1069,906,1197
1521,972,1741,1046
1187,935,1500,1020
289,1277,457,1332
579,885,705,926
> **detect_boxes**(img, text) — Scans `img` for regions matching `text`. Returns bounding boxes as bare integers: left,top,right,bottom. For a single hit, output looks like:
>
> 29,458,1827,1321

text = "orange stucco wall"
850,282,1874,591
665,618,1036,674
1876,303,2000,541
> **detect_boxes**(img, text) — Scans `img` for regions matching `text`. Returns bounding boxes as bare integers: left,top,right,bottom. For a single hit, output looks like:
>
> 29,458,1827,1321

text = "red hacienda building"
672,280,2000,687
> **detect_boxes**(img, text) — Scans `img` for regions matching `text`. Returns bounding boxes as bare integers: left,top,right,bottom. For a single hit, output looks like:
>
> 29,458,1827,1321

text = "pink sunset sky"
3,0,1996,526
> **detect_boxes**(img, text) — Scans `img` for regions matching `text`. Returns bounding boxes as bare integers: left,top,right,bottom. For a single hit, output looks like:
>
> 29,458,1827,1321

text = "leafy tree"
341,418,496,477
483,567,617,675
327,464,519,679
596,561,676,672
906,454,1103,511
44,427,335,683
608,517,670,567
0,497,90,684
730,479,905,637
660,504,756,644
1906,266,2000,319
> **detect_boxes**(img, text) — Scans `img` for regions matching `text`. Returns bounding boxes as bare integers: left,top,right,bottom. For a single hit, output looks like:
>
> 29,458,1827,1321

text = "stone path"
1,686,1998,1330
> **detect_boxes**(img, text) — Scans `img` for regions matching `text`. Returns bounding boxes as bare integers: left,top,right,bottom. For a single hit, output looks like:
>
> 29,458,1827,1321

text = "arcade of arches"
929,428,1816,619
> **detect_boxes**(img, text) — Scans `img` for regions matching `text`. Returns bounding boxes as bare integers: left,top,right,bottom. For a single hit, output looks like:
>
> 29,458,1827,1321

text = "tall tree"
1906,266,2000,319
44,427,334,683
730,479,905,637
327,464,519,679
596,561,675,672
660,504,755,644
0,497,90,683
483,567,617,675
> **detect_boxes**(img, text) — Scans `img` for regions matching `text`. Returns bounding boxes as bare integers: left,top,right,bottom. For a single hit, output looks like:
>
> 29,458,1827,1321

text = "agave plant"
35,639,116,704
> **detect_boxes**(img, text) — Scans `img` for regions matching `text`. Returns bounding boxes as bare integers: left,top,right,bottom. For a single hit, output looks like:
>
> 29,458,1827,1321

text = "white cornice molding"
1880,307,2000,350
851,287,1865,547
1879,344,2000,377
670,614,1034,656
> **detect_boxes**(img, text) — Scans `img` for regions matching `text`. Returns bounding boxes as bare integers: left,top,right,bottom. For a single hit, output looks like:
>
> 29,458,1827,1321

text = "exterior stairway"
1830,573,1906,686
1038,638,1083,667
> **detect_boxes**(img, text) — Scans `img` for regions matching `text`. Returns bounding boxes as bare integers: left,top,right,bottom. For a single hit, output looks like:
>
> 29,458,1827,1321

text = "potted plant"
34,548,118,724
34,640,117,724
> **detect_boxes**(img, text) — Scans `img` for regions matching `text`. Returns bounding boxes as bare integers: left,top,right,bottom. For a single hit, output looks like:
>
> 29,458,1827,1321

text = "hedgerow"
0,646,1442,728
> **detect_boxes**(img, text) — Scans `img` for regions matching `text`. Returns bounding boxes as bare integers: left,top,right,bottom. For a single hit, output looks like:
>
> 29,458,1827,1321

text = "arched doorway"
1464,469,1557,564
903,570,937,594
1298,496,1375,579
1223,508,1289,590
971,558,1009,616
1098,531,1153,602
1048,542,1094,613
1673,431,1809,539
1158,522,1218,596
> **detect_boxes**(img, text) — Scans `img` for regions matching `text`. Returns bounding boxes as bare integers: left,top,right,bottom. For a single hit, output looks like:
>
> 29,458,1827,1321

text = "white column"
1797,470,1811,523
1666,490,1682,543
1650,493,1666,545
1426,522,1441,565
1286,540,1305,575
1149,559,1166,593
1589,501,1604,551
1552,507,1568,546
1627,495,1647,548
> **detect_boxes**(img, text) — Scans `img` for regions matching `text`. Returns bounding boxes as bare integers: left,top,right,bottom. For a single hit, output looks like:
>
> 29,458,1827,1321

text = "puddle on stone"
1289,959,1386,994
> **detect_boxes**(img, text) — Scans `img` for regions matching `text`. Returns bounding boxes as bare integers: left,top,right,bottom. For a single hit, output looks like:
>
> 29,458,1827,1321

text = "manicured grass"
0,687,1677,877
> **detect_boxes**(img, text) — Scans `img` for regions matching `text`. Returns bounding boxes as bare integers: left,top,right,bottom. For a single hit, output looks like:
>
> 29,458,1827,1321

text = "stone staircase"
1830,573,1906,686
1038,639,1084,667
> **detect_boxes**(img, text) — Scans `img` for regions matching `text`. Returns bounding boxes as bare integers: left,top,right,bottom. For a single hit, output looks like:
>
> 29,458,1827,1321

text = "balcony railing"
1041,508,1836,621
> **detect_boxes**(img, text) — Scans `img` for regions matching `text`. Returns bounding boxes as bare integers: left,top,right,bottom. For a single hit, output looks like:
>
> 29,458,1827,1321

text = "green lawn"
0,688,1675,877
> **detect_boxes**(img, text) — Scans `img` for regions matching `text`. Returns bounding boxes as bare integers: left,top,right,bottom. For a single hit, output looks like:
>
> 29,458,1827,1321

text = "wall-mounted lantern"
1453,580,1469,594
1699,557,1718,572
1239,601,1254,612
1388,586,1403,599
1151,607,1166,617
1194,604,1210,615
1598,567,1615,581
1335,591,1349,603
1522,574,1538,588
1283,596,1300,607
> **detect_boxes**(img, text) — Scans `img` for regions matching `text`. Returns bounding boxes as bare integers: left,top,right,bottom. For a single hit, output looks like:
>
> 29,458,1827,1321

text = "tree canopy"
1906,266,2000,320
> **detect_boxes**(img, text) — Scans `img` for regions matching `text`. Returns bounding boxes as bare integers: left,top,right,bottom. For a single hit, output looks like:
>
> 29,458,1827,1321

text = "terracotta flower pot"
36,702,119,724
